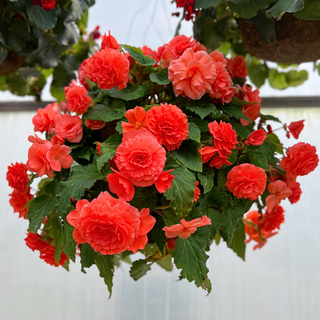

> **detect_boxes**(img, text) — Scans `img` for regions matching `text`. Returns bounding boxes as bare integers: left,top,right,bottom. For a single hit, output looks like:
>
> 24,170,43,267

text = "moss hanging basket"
0,51,26,76
240,14,320,64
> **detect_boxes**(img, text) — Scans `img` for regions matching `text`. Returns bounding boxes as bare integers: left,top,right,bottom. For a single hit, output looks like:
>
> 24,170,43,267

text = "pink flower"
65,85,92,115
155,170,175,193
27,141,53,177
107,169,135,201
265,180,292,213
46,144,73,172
54,114,83,143
209,51,227,66
32,103,60,133
163,216,211,239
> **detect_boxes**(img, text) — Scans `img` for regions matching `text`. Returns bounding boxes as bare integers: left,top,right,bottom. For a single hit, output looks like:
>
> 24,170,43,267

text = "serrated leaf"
267,0,304,17
190,118,209,132
173,140,202,172
26,4,58,30
197,166,214,194
130,187,158,211
63,221,77,262
229,0,274,19
151,217,166,254
149,68,170,85
233,124,250,139
122,44,156,66
50,215,64,264
227,219,246,260
164,154,196,219
83,99,126,122
247,145,268,170
187,122,201,143
105,84,147,101
27,179,60,233
96,254,114,297
57,163,103,217
162,207,179,226
186,101,217,119
79,243,97,273
221,104,251,122
130,259,152,281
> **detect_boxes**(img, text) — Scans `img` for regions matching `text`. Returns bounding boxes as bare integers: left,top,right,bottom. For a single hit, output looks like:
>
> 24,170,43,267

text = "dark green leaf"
63,221,77,262
162,207,179,226
228,0,274,19
0,44,8,65
186,100,217,119
194,0,223,9
152,217,166,254
96,254,114,297
260,114,281,123
187,122,201,143
130,187,158,211
173,140,202,172
79,243,97,272
130,259,152,281
267,0,304,17
227,219,245,260
197,166,214,194
221,104,251,122
26,5,58,30
247,145,268,170
83,99,126,122
122,44,157,66
105,85,147,101
266,133,284,154
294,0,320,19
233,124,250,139
149,68,170,85
96,134,121,171
247,12,276,43
190,118,209,132
54,9,79,45
66,0,90,22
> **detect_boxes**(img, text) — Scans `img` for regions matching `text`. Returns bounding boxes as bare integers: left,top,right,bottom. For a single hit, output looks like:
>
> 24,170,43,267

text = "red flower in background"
32,0,56,11
288,120,305,139
39,245,69,267
9,187,33,219
85,119,106,130
226,163,267,201
25,233,47,251
65,85,92,115
147,103,189,151
101,31,120,50
6,162,29,192
227,55,248,79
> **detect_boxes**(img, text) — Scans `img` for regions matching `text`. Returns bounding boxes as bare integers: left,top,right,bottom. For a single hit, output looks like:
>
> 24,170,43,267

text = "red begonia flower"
155,170,175,193
122,106,149,134
107,168,135,201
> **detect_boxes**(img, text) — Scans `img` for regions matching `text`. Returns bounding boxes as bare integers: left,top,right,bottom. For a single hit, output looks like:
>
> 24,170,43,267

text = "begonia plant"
7,31,319,296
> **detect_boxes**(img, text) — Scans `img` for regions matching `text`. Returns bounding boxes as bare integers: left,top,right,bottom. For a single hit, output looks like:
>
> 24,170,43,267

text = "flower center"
187,66,200,78
128,150,152,168
276,192,281,196
54,154,60,160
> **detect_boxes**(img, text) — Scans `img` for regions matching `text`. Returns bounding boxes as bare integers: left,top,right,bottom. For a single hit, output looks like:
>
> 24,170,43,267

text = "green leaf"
294,0,320,19
130,187,158,211
149,68,170,85
63,221,77,262
162,207,179,226
187,122,201,143
268,68,288,90
79,243,97,273
285,70,308,87
105,84,147,101
83,99,126,122
96,254,114,298
194,0,223,9
156,254,173,271
164,154,196,219
247,145,268,170
0,44,8,65
66,0,90,22
57,163,103,217
267,0,304,17
27,179,60,233
228,0,274,19
172,233,209,287
54,9,79,46
233,124,250,139
122,44,156,66
186,100,217,119
26,4,58,30
197,166,214,194
266,133,283,154
190,118,209,132
151,217,166,254
248,59,269,88
173,140,202,172
247,12,276,43
221,104,251,122
130,259,152,281
260,114,281,123
227,219,245,260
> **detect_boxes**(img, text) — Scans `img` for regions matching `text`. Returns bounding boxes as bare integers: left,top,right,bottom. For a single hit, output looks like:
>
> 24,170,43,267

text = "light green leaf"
122,44,156,66
294,0,320,19
285,70,308,87
105,84,147,101
130,259,152,281
268,68,288,90
96,254,114,298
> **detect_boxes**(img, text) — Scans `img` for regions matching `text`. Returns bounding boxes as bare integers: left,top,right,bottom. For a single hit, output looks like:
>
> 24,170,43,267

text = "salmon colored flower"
227,55,248,79
9,187,34,219
226,163,267,201
265,180,292,213
27,141,53,177
32,103,60,133
259,206,285,232
209,62,234,104
85,119,106,130
114,130,166,187
65,85,92,115
67,191,156,255
122,106,149,134
147,103,189,151
168,48,216,100
245,129,267,146
39,245,69,267
84,48,130,90
107,168,135,201
54,114,83,143
163,216,211,239
25,233,48,251
46,144,73,172
193,181,200,202
6,162,29,192
51,134,64,145
101,31,120,50
28,134,47,144
280,142,319,178
78,58,90,90
285,177,302,204
288,120,305,139
155,170,175,193
209,51,227,66
208,120,237,156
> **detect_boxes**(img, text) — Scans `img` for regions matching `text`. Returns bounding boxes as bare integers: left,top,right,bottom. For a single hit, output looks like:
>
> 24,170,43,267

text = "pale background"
1,1,320,319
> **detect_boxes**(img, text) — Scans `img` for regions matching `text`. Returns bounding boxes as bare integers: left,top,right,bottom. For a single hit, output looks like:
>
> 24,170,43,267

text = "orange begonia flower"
122,106,149,134
266,180,292,213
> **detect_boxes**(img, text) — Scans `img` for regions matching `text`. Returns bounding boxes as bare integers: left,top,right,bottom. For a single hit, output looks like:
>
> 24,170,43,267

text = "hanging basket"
0,51,26,76
240,13,320,64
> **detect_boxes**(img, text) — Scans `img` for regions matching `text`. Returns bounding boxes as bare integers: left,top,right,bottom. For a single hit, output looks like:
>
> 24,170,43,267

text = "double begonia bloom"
122,106,149,134
6,162,29,192
25,233,48,251
259,206,285,232
78,58,90,90
107,169,135,201
208,120,237,156
280,142,319,177
288,120,305,139
114,130,166,187
101,31,120,50
46,144,73,172
209,51,227,66
199,146,231,169
67,192,156,255
54,114,83,143
39,245,69,267
147,103,189,151
27,141,53,177
163,216,211,239
84,48,130,90
227,55,248,79
168,48,216,100
9,187,34,219
85,119,106,130
32,0,56,11
226,163,267,201
65,85,92,115
265,180,292,213
245,129,267,146
32,102,60,133
155,170,175,193
286,178,302,204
